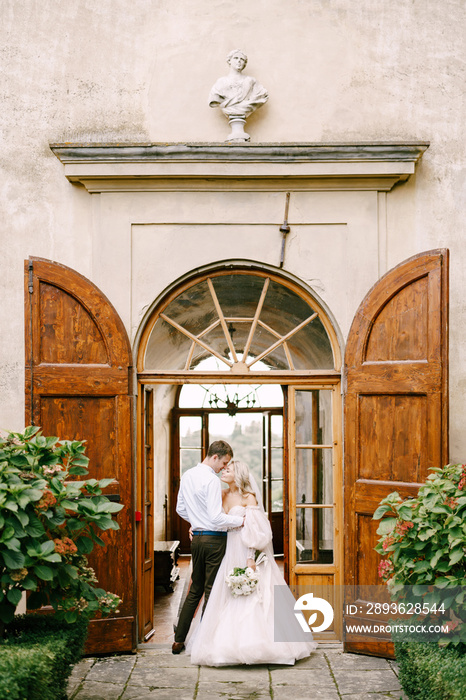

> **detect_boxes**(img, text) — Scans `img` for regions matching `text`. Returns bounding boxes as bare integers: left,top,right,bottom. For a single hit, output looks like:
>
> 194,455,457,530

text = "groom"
172,440,243,654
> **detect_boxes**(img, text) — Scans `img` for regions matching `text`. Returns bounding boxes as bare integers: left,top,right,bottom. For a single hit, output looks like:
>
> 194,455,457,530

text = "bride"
186,460,317,666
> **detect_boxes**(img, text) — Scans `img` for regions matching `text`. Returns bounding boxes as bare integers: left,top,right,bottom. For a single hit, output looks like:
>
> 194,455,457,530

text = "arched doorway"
23,251,448,655
135,261,344,642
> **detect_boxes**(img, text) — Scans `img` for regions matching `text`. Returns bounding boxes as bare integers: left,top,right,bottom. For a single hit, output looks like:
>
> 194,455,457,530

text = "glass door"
174,414,207,552
263,412,284,554
139,387,155,640
173,404,284,553
288,383,342,640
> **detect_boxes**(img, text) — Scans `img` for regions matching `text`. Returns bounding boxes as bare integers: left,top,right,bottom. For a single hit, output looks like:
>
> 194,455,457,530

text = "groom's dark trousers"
174,532,227,643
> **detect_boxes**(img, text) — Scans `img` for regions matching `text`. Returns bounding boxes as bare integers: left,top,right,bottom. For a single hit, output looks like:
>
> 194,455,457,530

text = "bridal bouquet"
225,552,268,596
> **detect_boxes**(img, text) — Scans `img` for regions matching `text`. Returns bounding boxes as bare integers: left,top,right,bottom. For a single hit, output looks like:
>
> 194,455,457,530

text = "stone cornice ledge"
50,142,429,193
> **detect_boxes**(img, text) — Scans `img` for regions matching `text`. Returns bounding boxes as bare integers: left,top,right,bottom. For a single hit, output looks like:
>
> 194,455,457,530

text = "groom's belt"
192,530,227,536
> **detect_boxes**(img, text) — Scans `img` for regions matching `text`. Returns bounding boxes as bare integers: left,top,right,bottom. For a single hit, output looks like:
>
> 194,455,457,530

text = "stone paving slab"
271,652,328,669
388,659,400,675
67,646,407,700
332,668,403,695
138,648,197,667
195,683,270,700
339,694,408,700
121,687,194,700
273,687,339,700
270,666,334,687
67,658,95,696
85,656,137,683
127,663,199,687
69,658,95,678
199,664,270,686
73,680,126,700
325,650,392,669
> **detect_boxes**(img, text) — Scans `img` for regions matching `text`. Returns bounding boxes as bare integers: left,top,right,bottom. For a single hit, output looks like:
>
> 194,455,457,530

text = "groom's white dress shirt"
176,463,243,530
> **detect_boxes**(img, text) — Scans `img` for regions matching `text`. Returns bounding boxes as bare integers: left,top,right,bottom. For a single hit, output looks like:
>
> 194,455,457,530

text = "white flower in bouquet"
225,566,258,596
225,552,268,597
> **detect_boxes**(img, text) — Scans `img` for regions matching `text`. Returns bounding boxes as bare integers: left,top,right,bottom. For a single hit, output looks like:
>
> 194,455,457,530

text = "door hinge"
28,261,34,294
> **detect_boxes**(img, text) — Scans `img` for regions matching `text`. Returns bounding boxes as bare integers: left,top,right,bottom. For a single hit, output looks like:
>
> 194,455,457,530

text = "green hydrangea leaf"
376,518,397,536
449,548,464,566
76,536,94,554
6,588,22,605
1,549,25,569
42,553,61,563
33,565,54,581
24,515,45,537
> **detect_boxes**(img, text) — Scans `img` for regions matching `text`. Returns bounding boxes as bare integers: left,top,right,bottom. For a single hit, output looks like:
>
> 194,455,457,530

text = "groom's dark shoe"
172,642,185,654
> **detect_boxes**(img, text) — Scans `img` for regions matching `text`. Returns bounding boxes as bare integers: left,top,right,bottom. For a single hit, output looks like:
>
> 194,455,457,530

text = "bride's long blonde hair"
230,460,255,497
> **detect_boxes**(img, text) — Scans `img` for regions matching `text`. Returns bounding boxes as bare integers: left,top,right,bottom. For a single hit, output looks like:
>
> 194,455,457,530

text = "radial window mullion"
283,342,294,370
160,312,233,367
247,313,318,368
224,317,254,323
257,319,282,339
207,278,238,363
243,277,270,360
185,342,196,370
198,319,221,338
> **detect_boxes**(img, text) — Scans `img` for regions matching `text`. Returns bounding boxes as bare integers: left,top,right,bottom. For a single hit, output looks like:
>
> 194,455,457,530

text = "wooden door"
344,249,449,657
25,257,135,654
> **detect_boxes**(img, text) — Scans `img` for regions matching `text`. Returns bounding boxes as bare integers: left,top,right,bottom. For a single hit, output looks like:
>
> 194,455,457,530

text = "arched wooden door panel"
24,257,135,654
344,249,449,657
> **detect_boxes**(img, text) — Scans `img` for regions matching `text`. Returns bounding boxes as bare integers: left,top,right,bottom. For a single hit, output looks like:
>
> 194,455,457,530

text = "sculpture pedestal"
226,116,250,142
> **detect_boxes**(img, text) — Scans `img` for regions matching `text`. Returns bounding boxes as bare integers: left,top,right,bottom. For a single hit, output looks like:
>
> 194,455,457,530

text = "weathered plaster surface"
1,1,465,458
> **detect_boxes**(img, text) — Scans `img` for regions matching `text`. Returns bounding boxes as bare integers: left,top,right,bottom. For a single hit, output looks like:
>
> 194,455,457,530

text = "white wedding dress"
186,504,317,666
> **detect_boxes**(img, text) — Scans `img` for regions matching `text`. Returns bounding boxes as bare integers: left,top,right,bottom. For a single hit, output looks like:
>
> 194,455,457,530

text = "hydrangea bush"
373,462,466,649
0,426,124,632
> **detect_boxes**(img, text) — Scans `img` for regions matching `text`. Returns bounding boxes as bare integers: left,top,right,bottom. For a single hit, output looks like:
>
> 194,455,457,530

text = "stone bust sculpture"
208,50,268,142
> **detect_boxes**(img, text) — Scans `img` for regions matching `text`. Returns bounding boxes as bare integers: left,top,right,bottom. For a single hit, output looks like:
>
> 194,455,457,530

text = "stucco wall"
1,1,465,457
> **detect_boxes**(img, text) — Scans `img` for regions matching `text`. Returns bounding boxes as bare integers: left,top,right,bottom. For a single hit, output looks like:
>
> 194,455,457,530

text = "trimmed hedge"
0,614,88,700
395,641,466,700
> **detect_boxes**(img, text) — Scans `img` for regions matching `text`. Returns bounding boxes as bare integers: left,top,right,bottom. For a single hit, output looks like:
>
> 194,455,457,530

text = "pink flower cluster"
382,535,395,551
395,521,414,536
378,559,394,580
54,537,78,555
444,620,459,633
458,465,466,490
444,497,458,509
43,464,64,476
36,489,57,510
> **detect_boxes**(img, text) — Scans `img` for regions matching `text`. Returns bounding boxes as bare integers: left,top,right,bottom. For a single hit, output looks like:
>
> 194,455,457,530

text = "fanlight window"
144,273,334,372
